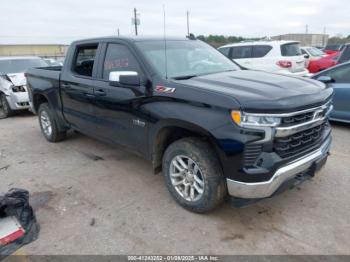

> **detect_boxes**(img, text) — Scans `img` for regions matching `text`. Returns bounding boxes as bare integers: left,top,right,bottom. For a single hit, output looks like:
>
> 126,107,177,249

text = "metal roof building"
0,44,68,58
271,34,329,47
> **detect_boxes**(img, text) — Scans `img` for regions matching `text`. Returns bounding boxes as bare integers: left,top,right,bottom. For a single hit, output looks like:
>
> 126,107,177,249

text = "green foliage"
196,35,263,48
327,35,350,45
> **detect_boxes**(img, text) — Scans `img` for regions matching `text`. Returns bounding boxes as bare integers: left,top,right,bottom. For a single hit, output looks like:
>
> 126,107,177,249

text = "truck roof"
72,36,193,45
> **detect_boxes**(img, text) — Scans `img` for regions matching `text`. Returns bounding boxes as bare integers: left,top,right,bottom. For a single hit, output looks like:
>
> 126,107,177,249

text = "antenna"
163,5,168,79
186,11,190,37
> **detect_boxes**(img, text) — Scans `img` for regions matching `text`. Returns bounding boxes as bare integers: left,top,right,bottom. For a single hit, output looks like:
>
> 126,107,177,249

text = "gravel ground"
0,113,349,255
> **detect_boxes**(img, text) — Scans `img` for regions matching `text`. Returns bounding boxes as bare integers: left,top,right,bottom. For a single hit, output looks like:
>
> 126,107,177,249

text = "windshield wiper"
171,74,198,80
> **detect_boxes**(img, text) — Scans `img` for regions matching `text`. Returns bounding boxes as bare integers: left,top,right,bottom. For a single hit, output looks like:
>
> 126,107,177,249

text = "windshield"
307,47,325,57
0,58,48,74
135,40,239,79
325,45,341,51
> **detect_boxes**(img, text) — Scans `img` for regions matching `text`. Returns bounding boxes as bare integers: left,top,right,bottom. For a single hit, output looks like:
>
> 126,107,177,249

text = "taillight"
276,60,292,68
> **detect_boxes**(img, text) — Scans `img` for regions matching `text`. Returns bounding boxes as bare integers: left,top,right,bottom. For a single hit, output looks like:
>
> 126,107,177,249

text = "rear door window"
231,46,252,59
72,45,98,77
252,45,272,58
281,43,302,57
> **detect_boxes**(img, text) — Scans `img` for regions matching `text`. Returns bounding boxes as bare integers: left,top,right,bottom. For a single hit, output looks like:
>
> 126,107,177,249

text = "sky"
1,0,349,44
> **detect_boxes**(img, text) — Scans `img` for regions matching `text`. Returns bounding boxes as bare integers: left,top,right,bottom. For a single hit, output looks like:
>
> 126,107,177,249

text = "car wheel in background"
0,93,13,119
162,137,227,213
38,103,66,142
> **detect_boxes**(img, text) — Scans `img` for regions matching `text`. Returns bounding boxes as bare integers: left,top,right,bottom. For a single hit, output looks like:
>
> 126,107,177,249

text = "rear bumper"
226,135,331,199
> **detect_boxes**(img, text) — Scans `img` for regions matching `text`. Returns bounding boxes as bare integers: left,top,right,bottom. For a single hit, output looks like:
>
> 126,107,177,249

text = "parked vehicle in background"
27,36,332,212
44,58,63,66
301,46,337,73
0,56,48,118
313,62,350,123
218,41,309,76
301,46,327,59
337,43,350,64
323,44,343,55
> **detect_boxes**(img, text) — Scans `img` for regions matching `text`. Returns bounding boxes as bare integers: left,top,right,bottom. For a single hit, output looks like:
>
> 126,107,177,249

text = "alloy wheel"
169,155,205,202
40,110,52,137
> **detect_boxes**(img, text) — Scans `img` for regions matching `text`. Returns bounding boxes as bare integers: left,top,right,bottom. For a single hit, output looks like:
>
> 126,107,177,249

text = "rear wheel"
162,137,227,213
38,103,66,142
0,93,13,119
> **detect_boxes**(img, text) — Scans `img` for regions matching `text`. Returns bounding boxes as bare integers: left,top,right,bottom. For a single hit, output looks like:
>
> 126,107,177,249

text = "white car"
301,46,327,60
218,41,309,76
0,56,48,118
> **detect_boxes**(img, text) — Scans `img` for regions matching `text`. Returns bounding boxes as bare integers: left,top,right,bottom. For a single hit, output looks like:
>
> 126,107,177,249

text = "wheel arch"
150,120,222,174
33,93,49,113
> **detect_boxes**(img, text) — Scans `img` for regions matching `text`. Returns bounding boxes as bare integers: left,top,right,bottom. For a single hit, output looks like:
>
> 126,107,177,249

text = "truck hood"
180,70,333,112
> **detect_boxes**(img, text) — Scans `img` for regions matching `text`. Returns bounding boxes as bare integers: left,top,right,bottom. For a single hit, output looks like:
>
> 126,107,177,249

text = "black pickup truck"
26,36,333,212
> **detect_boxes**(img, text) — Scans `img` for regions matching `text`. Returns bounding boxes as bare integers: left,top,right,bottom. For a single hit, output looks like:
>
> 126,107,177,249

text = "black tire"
162,137,227,213
38,103,66,142
0,93,13,119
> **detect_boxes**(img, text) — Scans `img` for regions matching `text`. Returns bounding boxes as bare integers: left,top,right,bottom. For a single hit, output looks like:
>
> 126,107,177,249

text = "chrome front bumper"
227,135,332,199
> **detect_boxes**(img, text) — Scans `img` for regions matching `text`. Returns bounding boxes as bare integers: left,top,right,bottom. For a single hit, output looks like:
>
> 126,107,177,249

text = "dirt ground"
0,113,349,255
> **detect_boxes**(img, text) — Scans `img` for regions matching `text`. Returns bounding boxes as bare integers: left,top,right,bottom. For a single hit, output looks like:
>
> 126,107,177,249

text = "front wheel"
162,137,227,213
0,93,13,119
38,103,66,142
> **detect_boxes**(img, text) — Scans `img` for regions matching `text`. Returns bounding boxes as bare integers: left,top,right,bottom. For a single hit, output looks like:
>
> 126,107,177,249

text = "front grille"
244,144,263,167
281,112,314,126
16,102,29,107
274,123,326,158
280,102,332,127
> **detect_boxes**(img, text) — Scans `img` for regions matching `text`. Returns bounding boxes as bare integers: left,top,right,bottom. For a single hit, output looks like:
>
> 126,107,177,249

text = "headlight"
231,110,281,127
12,86,26,92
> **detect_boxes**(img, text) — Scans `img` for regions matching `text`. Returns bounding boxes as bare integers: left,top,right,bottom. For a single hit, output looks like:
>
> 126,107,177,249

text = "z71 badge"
155,85,176,94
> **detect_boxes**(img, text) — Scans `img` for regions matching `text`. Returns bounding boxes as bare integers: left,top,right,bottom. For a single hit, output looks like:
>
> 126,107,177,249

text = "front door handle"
95,89,106,96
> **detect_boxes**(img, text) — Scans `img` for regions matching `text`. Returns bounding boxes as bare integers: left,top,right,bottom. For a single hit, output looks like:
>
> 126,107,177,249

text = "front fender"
0,77,12,96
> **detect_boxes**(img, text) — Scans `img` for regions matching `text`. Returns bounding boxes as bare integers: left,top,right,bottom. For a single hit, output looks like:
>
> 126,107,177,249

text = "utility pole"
323,27,326,47
117,28,120,36
305,24,309,34
134,8,138,36
186,11,190,36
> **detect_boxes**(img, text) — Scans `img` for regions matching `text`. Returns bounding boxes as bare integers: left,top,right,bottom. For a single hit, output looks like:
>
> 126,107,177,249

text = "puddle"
81,152,104,161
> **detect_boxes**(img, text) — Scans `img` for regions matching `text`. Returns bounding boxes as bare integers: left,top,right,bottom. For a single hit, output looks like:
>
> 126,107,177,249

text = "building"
271,34,329,47
0,44,68,59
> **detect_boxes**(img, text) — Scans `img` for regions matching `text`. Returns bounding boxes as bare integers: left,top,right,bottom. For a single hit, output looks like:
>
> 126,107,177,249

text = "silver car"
0,56,48,119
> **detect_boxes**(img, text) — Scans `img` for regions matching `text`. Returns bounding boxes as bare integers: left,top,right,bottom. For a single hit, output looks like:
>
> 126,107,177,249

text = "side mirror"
109,71,140,87
317,75,334,84
304,54,310,59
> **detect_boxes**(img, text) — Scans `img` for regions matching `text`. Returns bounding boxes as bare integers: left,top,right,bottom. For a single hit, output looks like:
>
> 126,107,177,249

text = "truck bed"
26,66,62,114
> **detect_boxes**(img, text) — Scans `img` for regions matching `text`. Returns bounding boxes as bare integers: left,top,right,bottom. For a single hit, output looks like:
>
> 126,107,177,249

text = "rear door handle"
61,83,71,89
95,89,106,96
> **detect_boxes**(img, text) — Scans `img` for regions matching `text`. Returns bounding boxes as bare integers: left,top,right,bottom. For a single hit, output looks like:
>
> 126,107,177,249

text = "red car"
323,44,343,55
301,46,338,73
307,53,337,73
